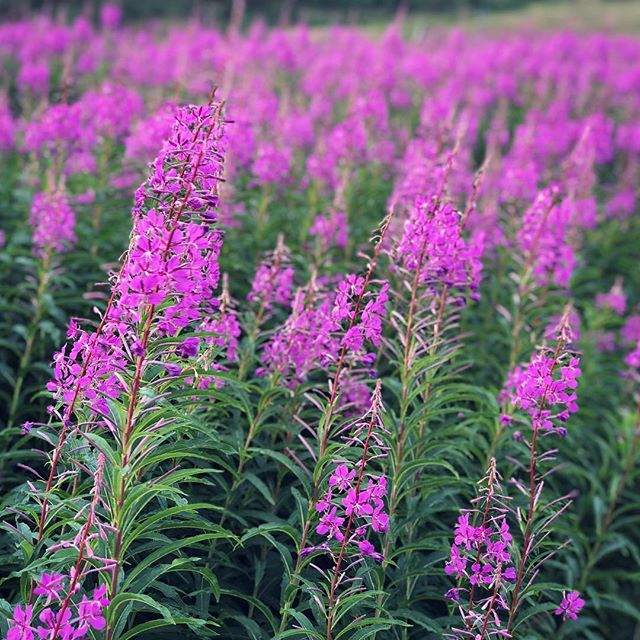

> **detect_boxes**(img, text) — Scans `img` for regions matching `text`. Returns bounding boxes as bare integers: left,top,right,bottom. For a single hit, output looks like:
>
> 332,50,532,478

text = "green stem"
578,408,639,592
7,249,52,430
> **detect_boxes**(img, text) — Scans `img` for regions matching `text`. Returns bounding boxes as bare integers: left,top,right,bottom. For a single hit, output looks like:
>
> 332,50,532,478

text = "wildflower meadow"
0,3,639,639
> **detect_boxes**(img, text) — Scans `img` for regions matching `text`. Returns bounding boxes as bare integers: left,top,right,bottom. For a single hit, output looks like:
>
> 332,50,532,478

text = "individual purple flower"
554,590,585,621
33,572,65,605
453,513,477,550
503,566,516,582
371,503,389,533
316,506,345,542
444,543,467,578
470,562,494,586
445,588,461,603
358,538,383,562
7,604,35,640
343,487,374,517
178,337,200,359
316,489,332,513
595,279,626,316
35,607,73,640
329,464,356,491
76,585,109,631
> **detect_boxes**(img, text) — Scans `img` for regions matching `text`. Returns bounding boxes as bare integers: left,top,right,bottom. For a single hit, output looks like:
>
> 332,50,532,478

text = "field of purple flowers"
0,5,639,640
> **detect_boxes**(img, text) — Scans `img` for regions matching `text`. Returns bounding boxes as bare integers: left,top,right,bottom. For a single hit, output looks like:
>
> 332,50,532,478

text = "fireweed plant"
0,10,639,640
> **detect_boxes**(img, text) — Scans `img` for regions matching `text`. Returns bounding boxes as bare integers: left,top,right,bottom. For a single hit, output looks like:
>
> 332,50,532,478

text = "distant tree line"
0,0,554,24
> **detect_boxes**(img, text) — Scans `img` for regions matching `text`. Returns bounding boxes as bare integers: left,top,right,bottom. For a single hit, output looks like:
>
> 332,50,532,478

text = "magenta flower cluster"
500,350,581,434
7,578,109,640
29,190,76,257
309,210,348,251
302,384,389,562
516,186,575,290
444,462,518,639
333,274,389,352
47,103,228,417
260,274,388,385
396,195,483,296
554,590,585,621
445,514,516,586
312,464,388,561
595,280,627,316
248,247,295,311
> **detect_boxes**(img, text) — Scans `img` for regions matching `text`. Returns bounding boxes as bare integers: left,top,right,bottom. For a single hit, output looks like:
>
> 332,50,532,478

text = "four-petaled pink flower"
343,488,374,517
329,465,356,491
316,506,345,541
555,590,585,621
371,504,389,533
7,605,35,640
33,573,65,606
36,607,73,640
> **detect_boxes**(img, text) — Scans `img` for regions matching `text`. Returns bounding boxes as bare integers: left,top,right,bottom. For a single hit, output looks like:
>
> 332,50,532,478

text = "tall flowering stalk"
444,459,516,639
500,309,583,632
14,98,232,638
7,186,76,430
240,233,295,379
36,99,225,540
377,177,485,629
6,455,112,640
507,185,577,371
278,213,393,632
444,310,585,638
298,380,389,639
